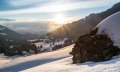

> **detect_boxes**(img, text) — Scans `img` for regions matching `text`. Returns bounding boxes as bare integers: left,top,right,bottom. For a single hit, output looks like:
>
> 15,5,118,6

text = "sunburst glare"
53,13,66,25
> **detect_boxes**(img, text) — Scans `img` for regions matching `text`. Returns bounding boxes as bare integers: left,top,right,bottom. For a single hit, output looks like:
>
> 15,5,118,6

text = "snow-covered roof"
96,12,120,48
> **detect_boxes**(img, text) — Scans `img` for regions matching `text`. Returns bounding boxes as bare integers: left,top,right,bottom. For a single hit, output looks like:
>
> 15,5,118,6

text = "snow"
34,38,67,51
9,46,14,48
23,55,120,72
0,44,73,72
0,33,7,35
35,38,66,47
1,44,120,72
54,38,66,45
35,42,53,51
0,54,24,65
0,54,12,64
96,12,120,48
28,39,39,42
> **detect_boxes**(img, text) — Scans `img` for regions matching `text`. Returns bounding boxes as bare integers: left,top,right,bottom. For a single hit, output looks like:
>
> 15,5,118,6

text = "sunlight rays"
53,13,66,25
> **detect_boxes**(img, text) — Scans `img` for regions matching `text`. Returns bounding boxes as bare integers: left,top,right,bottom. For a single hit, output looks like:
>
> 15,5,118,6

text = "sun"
53,13,66,25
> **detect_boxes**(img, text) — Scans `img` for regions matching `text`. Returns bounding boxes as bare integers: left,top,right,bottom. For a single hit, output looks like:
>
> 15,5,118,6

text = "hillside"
0,25,23,40
49,2,120,39
0,25,32,56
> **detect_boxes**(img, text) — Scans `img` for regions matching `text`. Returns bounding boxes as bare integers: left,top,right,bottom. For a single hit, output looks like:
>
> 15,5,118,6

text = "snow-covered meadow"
29,37,70,52
1,44,120,72
23,55,120,72
0,37,70,69
0,45,74,72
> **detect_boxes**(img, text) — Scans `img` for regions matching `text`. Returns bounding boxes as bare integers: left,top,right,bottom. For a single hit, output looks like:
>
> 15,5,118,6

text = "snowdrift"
96,11,120,48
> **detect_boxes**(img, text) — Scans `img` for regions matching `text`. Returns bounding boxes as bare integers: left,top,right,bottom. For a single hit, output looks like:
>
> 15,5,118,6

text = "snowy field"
31,38,68,51
0,44,74,72
1,44,120,72
0,54,25,64
23,55,120,72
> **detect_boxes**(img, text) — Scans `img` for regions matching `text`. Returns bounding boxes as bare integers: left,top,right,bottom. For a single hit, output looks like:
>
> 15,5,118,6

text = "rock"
70,34,120,63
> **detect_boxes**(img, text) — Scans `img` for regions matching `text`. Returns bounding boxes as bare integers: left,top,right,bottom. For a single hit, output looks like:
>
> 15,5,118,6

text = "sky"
0,0,120,34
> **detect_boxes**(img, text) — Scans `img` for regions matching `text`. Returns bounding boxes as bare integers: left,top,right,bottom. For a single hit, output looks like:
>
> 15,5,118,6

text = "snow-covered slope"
0,44,73,72
23,56,120,72
96,12,120,48
35,38,67,51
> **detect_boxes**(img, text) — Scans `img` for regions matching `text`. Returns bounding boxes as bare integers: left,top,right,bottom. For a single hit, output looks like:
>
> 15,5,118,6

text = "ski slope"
0,44,74,72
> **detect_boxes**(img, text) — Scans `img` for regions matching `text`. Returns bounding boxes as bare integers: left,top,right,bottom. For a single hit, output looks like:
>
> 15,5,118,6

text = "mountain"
0,25,40,56
0,25,23,40
49,2,120,40
22,32,40,39
3,21,50,35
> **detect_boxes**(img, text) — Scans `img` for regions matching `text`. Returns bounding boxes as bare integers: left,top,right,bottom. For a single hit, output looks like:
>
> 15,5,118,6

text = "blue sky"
0,0,120,33
0,0,119,21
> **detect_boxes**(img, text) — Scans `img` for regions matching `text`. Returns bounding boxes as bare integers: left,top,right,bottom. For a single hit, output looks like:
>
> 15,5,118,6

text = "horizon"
0,0,119,34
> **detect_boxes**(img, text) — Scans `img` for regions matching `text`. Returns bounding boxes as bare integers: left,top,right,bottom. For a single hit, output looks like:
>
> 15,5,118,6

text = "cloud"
9,0,40,6
0,0,118,15
2,21,58,33
0,0,47,11
0,0,119,34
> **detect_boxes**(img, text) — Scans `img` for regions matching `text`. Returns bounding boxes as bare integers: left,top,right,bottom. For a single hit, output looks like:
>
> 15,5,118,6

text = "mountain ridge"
0,25,23,40
49,2,120,40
